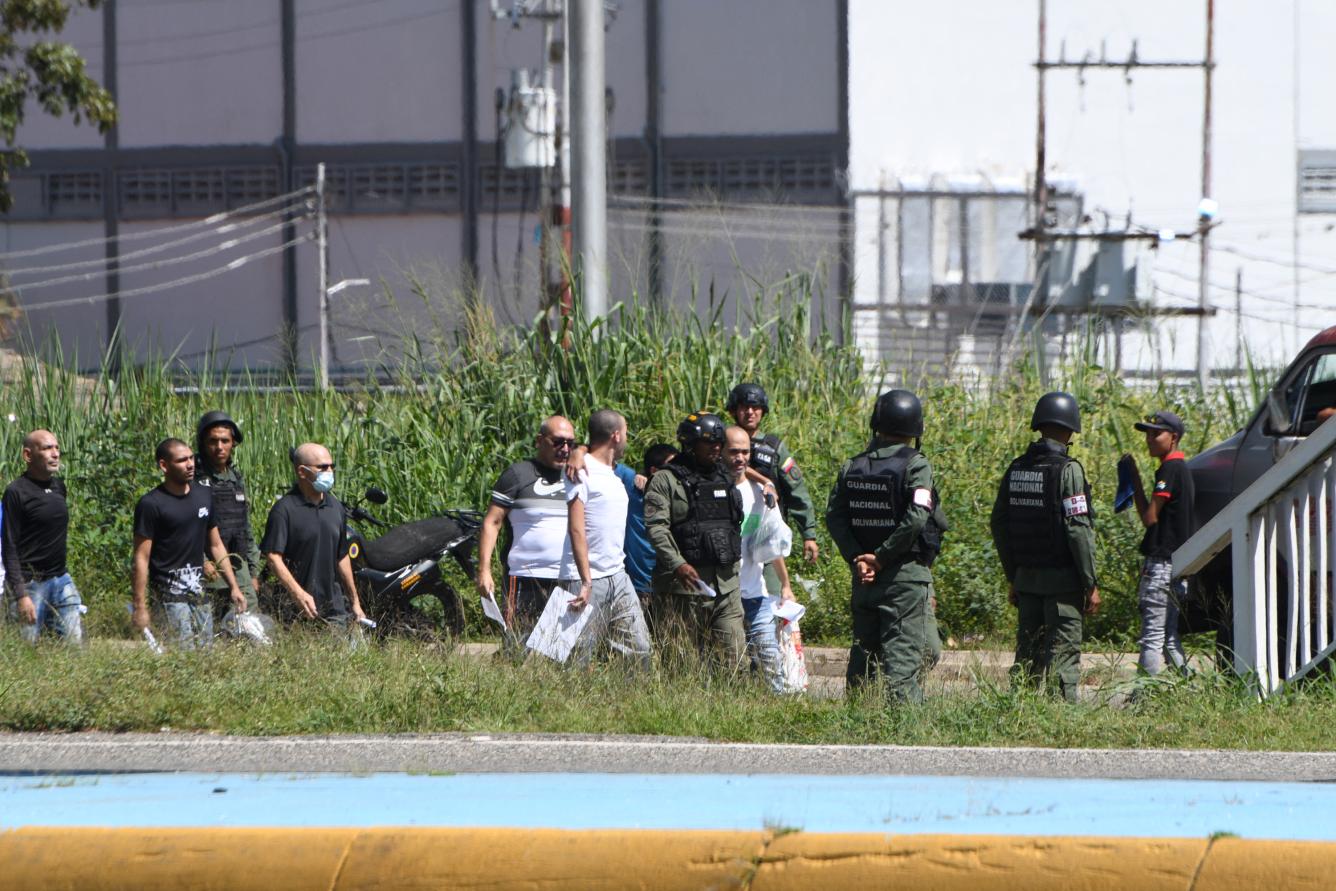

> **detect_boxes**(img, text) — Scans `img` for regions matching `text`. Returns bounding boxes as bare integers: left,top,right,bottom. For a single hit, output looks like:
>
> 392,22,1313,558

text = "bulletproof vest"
840,446,944,563
1001,440,1083,569
749,434,782,485
195,461,251,555
665,460,744,568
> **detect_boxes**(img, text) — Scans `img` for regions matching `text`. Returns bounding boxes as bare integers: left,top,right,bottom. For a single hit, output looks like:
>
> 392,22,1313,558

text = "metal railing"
1174,416,1336,695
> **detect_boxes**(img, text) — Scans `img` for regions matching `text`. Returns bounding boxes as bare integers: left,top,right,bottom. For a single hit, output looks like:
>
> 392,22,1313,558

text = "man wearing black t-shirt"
476,415,574,645
131,438,246,649
1128,410,1195,676
4,429,80,644
261,441,365,626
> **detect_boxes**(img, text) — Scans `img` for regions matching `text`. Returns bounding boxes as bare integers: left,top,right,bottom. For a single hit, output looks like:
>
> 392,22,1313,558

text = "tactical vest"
1001,441,1087,570
665,461,744,568
840,446,944,564
749,433,782,484
195,462,251,556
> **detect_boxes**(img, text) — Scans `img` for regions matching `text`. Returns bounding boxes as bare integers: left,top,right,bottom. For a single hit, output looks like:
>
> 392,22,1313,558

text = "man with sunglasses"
477,415,576,647
261,442,366,626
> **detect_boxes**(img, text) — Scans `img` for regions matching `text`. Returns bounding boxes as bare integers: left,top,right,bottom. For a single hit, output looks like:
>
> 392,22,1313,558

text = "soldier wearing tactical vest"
726,383,820,566
990,391,1100,703
643,411,748,666
825,390,945,703
194,411,262,616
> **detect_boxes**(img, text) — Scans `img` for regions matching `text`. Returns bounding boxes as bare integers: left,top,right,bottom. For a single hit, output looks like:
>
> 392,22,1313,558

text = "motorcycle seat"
361,516,466,572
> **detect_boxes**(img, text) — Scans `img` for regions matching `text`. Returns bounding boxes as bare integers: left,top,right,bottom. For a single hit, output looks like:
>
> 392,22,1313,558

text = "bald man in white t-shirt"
562,409,651,668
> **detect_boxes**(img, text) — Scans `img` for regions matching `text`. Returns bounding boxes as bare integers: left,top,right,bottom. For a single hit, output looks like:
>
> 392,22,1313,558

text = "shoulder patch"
1062,494,1089,517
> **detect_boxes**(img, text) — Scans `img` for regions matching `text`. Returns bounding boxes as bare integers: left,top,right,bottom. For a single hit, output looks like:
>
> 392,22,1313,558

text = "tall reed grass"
0,290,1269,648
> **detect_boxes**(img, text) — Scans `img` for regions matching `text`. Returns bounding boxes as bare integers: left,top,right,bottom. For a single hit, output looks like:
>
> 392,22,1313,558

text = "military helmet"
196,410,243,448
870,389,923,437
725,382,769,413
1030,391,1082,434
676,411,727,446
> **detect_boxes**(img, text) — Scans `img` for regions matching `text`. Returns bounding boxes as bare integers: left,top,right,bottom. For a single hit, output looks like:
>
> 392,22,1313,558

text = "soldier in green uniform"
726,383,820,568
826,390,945,703
990,391,1100,703
194,411,262,617
644,411,748,668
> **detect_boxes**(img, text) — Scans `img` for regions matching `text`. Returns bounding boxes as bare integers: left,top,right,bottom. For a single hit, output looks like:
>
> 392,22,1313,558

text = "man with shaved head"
477,414,576,647
4,429,80,643
261,442,366,626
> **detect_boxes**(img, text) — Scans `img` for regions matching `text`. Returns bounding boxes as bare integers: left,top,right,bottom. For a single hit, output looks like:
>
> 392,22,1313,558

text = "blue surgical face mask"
312,470,335,493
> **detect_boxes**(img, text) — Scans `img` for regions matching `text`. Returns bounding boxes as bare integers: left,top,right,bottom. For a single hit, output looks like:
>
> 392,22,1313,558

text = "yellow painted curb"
4,828,1336,890
753,833,1209,891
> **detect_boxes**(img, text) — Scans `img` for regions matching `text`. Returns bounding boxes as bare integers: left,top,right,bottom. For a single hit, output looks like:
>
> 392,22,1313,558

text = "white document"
525,587,595,662
480,594,507,631
695,578,719,599
769,597,806,624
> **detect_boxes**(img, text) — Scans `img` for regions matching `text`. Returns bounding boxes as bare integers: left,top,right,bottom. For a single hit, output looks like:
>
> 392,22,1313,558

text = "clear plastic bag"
778,618,809,694
748,503,793,566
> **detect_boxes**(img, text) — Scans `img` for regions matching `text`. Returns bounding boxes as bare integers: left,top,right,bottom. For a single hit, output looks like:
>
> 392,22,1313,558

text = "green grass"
4,630,1335,750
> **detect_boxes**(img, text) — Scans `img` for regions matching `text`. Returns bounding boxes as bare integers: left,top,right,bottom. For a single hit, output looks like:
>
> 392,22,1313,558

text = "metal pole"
1030,0,1049,364
570,0,607,322
316,162,329,389
1198,0,1214,388
101,0,120,371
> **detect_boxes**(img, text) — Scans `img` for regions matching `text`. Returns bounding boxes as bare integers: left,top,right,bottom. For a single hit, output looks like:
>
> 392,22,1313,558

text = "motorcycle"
344,487,481,638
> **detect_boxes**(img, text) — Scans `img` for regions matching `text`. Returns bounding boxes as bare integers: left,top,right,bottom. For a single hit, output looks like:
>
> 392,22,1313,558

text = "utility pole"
1028,0,1216,381
315,163,329,389
570,0,608,322
1199,0,1215,389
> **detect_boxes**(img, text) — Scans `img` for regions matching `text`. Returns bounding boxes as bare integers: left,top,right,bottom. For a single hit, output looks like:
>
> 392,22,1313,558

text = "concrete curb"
1,828,1332,889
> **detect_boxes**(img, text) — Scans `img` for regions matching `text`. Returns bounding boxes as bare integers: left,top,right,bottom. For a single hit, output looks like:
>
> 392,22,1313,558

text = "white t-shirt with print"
558,453,630,580
737,479,767,599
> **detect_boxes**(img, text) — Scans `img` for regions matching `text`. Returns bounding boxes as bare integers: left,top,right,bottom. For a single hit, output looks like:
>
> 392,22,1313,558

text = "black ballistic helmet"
870,389,923,437
726,382,769,414
676,411,727,446
1030,391,1082,434
196,410,243,449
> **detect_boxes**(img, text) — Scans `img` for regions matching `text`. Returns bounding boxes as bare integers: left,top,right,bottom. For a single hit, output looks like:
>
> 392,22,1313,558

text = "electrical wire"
19,233,314,314
8,217,305,293
0,187,313,262
4,201,311,278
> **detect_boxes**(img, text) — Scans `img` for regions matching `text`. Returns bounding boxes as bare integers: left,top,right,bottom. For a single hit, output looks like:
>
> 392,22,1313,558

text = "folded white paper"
526,587,594,662
480,594,507,630
769,597,806,623
695,578,718,598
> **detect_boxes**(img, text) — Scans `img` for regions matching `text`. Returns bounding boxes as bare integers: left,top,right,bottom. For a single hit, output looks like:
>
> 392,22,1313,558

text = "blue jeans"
742,595,784,693
1137,558,1187,675
160,601,214,650
11,574,83,645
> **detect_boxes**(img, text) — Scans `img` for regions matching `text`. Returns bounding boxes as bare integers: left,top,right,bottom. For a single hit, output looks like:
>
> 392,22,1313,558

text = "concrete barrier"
4,828,1336,889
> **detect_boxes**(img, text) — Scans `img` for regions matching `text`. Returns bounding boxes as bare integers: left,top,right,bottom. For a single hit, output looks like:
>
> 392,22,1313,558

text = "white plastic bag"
749,502,793,566
777,618,809,694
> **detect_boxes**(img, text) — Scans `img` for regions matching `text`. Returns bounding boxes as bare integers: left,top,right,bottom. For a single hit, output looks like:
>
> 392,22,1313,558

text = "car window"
1295,352,1336,435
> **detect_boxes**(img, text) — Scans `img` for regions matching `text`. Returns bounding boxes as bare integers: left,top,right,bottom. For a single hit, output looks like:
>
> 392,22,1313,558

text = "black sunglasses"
545,436,576,449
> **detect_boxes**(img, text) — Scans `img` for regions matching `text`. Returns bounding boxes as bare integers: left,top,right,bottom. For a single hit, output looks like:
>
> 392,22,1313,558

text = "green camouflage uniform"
990,439,1098,702
644,463,746,668
825,442,936,703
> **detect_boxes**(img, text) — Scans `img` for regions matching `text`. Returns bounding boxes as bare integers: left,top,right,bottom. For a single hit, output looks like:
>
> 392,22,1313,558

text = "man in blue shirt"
614,443,677,607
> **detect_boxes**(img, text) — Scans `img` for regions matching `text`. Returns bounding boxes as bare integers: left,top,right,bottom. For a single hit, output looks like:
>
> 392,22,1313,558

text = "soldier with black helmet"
643,411,748,666
726,382,820,565
990,391,1100,703
194,410,262,616
825,389,945,703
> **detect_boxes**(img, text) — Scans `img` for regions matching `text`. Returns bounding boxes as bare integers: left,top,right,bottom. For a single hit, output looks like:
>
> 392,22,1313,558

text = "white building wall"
849,0,1336,373
118,0,282,147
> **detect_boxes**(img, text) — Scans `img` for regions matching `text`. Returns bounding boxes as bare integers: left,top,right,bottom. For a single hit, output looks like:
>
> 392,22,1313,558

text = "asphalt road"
3,732,1336,781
